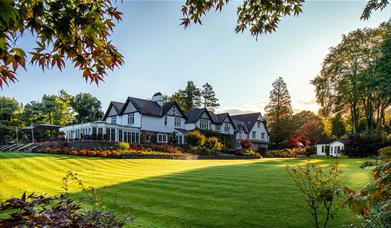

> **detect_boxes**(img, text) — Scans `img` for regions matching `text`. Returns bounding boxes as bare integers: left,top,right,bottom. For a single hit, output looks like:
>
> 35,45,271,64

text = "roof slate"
231,113,262,132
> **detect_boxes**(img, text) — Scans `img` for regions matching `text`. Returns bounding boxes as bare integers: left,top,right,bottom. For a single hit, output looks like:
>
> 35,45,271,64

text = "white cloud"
216,98,320,114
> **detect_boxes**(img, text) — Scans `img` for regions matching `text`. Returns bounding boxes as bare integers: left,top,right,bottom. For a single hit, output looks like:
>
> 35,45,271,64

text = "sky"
1,0,390,114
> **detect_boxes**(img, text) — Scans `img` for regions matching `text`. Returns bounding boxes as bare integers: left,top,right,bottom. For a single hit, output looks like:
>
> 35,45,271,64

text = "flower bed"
271,147,310,158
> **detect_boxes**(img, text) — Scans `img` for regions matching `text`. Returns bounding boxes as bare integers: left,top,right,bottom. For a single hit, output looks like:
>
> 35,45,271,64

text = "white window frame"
128,113,135,125
110,116,116,124
252,131,256,138
199,119,209,129
224,123,230,132
215,125,221,131
261,132,265,139
157,133,168,143
257,121,261,128
174,117,181,127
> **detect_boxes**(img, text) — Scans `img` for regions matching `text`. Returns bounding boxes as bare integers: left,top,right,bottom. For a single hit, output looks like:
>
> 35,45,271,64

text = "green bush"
379,146,391,159
205,137,223,152
185,130,206,147
117,142,130,150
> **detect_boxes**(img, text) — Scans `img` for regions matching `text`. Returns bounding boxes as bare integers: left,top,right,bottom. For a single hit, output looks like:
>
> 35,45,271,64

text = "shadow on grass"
67,159,365,228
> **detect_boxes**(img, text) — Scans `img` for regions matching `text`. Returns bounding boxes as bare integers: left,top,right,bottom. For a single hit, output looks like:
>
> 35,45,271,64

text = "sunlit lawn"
0,152,370,227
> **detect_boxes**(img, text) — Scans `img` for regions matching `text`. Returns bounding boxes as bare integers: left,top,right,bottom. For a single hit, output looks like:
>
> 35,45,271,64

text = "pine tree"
201,83,220,111
170,81,201,112
264,77,293,147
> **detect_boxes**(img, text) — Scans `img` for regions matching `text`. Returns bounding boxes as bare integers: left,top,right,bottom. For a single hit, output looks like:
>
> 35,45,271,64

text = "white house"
184,108,237,147
315,138,349,157
231,113,269,151
60,92,270,150
61,92,188,144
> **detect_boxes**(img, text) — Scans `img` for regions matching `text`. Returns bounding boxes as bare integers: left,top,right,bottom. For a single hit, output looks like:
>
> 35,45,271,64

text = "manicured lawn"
0,152,370,227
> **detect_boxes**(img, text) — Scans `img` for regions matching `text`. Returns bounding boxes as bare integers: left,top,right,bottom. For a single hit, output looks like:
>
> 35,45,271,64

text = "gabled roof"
185,108,211,123
231,113,262,132
185,108,237,129
110,97,187,119
337,138,351,145
315,138,334,145
232,119,249,133
103,101,124,120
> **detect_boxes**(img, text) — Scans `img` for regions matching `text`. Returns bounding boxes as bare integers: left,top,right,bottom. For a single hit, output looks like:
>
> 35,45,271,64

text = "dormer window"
174,117,181,127
257,121,261,128
128,113,134,125
200,119,209,129
224,123,230,132
111,116,116,124
164,116,168,125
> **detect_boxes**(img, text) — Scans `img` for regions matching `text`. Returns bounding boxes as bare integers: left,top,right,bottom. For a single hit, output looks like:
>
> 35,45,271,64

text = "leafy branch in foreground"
0,0,123,87
287,162,342,228
180,0,389,39
180,0,304,39
344,146,391,227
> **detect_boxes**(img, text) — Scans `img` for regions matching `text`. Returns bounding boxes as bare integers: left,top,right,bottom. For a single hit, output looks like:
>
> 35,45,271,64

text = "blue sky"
1,0,390,114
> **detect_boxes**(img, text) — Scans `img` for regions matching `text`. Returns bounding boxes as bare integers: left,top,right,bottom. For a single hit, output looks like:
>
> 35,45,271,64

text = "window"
215,125,220,131
110,128,116,142
111,116,116,124
176,135,183,144
252,131,256,138
124,131,128,142
145,135,151,142
261,132,265,139
224,123,230,132
200,119,209,129
118,130,123,142
164,116,168,125
322,145,325,153
92,127,97,135
174,117,181,127
128,113,134,125
257,121,261,128
98,128,103,136
157,134,167,143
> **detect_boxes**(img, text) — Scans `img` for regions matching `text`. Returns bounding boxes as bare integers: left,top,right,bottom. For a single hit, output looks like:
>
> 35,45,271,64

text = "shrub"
243,149,262,158
379,146,391,159
345,155,390,227
117,142,130,150
87,150,97,157
69,149,78,156
185,130,206,147
205,137,223,153
240,139,253,149
287,162,342,228
111,151,121,158
0,192,127,227
78,149,87,156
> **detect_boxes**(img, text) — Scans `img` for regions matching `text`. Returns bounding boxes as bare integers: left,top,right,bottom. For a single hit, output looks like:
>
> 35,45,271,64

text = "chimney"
152,92,163,106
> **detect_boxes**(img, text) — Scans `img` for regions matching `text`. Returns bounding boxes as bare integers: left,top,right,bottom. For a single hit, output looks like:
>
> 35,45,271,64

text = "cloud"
216,98,320,115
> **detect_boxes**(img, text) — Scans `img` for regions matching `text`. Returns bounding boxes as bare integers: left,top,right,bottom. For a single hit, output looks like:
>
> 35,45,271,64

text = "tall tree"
331,113,346,138
264,77,293,146
170,81,201,112
295,119,324,144
292,111,320,130
71,93,104,123
201,83,219,111
0,97,21,142
21,101,46,126
312,23,389,134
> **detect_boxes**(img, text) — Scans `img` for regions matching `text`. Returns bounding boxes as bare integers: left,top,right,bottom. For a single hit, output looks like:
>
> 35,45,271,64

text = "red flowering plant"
344,147,391,227
240,139,253,150
289,136,302,148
